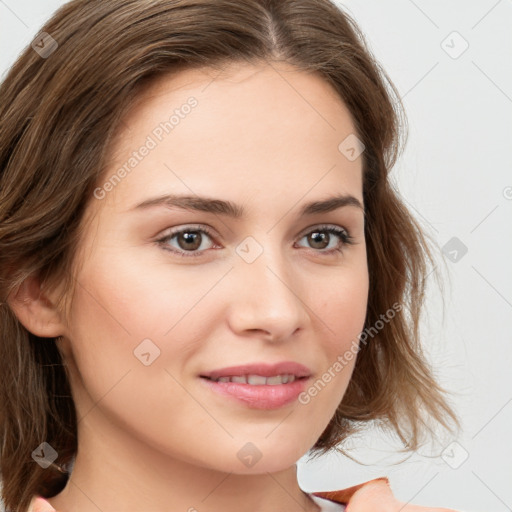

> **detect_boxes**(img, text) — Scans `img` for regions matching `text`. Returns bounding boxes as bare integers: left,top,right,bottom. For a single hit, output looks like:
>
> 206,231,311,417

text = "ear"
7,274,68,338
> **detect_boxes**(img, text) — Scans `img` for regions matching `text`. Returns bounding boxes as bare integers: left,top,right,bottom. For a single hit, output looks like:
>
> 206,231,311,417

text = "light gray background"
1,1,511,511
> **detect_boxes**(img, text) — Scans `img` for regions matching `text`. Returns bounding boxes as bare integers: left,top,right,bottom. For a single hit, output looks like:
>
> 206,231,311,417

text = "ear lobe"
7,275,67,338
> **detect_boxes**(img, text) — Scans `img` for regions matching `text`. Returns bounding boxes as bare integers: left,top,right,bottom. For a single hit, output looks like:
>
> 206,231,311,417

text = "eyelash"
155,224,355,259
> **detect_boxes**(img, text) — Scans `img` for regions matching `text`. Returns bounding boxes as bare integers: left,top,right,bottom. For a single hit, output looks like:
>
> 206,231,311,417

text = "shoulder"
311,477,462,511
28,496,57,512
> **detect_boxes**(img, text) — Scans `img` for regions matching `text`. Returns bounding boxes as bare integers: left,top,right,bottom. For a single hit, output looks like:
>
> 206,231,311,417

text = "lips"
200,361,312,381
199,362,312,409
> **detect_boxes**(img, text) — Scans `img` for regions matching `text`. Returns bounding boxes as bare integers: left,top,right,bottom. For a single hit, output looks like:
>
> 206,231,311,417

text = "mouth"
201,373,307,385
199,362,312,409
199,361,312,382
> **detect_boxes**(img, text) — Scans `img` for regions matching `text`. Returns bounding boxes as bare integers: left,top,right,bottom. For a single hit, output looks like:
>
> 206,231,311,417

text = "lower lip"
200,377,309,409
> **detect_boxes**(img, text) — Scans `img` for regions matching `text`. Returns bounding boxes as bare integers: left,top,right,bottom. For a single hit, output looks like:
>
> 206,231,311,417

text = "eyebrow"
131,193,364,218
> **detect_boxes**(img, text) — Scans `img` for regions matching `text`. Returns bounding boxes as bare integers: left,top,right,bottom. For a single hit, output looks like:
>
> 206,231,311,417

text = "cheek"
71,245,225,345
297,264,369,418
65,249,230,402
319,260,369,350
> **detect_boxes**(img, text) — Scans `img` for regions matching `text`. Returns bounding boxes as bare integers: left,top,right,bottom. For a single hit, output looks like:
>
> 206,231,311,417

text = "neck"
47,409,319,512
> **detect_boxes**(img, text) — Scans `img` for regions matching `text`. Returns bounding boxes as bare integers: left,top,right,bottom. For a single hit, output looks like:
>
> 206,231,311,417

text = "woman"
0,1,459,511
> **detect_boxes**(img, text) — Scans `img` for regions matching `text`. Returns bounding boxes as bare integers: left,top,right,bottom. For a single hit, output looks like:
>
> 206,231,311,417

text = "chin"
225,456,300,475
172,440,300,476
220,438,312,475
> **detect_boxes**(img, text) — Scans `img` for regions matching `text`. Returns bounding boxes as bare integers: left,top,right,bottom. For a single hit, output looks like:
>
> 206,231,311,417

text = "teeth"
266,375,283,385
214,374,297,385
247,375,267,385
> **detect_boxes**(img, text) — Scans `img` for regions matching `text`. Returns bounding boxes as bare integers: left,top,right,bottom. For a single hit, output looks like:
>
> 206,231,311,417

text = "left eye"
156,225,354,258
296,226,353,253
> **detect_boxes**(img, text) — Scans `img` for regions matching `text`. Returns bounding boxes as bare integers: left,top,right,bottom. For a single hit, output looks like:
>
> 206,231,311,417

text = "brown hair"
0,0,458,509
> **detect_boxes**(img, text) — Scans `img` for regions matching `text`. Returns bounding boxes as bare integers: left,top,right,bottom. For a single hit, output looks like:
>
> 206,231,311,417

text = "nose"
226,242,310,343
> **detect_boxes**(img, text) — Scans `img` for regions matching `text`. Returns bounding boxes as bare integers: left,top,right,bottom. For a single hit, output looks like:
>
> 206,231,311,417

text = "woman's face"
59,61,369,474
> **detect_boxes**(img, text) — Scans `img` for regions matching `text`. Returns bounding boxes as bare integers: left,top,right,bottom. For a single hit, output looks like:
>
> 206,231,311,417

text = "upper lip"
200,362,312,380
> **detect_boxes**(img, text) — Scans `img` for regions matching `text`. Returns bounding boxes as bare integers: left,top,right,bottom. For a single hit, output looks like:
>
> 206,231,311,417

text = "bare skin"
12,61,369,512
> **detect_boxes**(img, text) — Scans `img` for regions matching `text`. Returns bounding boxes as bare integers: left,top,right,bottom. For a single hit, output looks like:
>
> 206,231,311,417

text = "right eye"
155,225,219,258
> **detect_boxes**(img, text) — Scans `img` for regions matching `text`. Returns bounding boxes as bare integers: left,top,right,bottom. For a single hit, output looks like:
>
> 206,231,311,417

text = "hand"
346,479,459,512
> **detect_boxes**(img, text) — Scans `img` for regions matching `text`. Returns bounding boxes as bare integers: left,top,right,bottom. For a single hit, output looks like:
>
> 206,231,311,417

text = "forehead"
100,61,364,214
